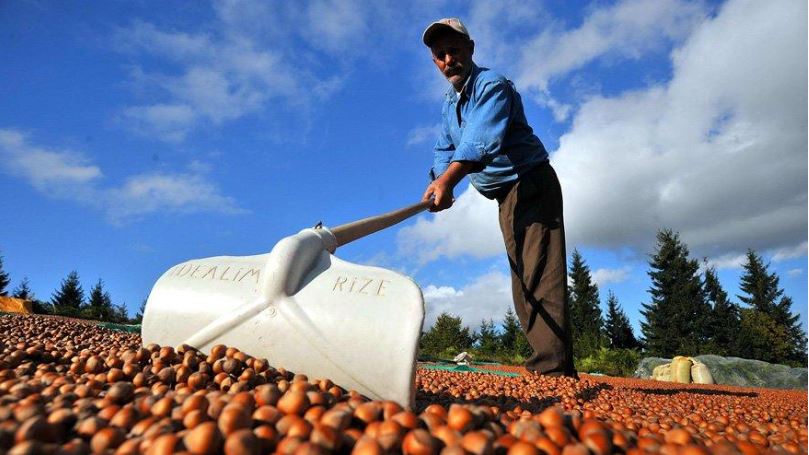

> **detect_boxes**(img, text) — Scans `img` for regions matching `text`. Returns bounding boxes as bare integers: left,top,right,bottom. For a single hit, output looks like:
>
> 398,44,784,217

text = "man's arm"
425,104,459,212
423,81,515,212
422,160,475,212
431,112,455,180
450,80,513,167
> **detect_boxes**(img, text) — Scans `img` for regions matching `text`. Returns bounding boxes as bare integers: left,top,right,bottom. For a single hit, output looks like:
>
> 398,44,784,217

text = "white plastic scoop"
141,201,431,408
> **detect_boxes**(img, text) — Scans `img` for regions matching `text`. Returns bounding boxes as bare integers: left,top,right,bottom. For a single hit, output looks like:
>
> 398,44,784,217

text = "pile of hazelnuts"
0,313,805,454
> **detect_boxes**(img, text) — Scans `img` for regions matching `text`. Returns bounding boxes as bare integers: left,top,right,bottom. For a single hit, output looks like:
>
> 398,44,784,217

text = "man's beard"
444,64,464,78
444,64,470,88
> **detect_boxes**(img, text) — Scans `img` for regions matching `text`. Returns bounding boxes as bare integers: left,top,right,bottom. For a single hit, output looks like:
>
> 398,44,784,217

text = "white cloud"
464,0,545,69
772,242,808,262
515,0,705,97
302,0,368,53
592,267,631,286
0,128,244,223
406,124,441,147
423,285,464,300
114,16,300,141
113,0,403,142
705,253,747,271
105,171,245,223
116,20,213,62
117,30,297,141
537,93,573,123
555,0,807,256
705,242,807,271
0,129,102,192
787,269,803,278
422,270,512,329
122,104,197,142
396,184,502,263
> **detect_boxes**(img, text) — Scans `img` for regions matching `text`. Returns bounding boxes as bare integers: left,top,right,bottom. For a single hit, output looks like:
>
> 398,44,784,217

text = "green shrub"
575,347,641,377
418,347,528,367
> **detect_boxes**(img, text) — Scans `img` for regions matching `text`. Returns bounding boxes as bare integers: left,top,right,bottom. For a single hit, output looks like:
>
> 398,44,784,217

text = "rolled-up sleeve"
451,81,512,170
430,118,455,180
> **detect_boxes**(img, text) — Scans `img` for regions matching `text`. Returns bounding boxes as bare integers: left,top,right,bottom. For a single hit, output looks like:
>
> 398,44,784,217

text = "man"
421,18,577,378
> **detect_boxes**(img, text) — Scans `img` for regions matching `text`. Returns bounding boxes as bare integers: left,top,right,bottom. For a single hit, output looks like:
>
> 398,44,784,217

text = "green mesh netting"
419,363,519,377
97,322,142,334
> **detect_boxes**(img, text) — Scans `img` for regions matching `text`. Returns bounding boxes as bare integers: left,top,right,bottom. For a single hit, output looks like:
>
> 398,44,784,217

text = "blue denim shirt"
431,63,548,199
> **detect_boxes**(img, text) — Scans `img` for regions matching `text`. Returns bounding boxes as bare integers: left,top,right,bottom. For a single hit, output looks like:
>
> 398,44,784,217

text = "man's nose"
443,53,455,66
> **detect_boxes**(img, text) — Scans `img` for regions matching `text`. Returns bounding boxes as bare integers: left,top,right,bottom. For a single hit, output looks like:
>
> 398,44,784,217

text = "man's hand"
422,178,454,212
422,161,476,212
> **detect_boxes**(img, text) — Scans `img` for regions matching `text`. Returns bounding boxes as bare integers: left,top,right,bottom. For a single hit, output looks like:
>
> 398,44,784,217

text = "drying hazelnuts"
0,313,804,455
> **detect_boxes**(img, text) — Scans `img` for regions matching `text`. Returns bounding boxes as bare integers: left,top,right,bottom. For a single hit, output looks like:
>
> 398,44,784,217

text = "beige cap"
422,17,470,47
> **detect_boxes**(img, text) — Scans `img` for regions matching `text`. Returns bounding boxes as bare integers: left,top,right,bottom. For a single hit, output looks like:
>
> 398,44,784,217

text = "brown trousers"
497,162,577,377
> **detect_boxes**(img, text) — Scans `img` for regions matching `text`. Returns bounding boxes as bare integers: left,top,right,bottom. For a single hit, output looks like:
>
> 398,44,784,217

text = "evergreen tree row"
419,308,532,361
0,251,143,324
568,249,639,360
564,230,806,367
640,230,807,366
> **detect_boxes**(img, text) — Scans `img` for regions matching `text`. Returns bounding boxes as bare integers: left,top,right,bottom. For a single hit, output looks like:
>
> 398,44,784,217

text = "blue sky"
1,0,806,338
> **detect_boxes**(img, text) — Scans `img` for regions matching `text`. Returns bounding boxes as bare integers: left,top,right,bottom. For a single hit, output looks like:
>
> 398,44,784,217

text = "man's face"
430,33,474,90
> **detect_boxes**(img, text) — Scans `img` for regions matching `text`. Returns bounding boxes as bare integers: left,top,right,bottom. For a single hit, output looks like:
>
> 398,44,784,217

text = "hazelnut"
448,405,475,433
218,404,252,436
224,428,260,455
90,427,125,453
352,435,383,455
402,429,440,455
461,430,493,455
183,421,223,455
277,391,310,416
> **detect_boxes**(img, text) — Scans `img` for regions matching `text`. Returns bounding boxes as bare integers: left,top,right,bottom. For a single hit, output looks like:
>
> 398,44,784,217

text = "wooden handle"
331,200,433,248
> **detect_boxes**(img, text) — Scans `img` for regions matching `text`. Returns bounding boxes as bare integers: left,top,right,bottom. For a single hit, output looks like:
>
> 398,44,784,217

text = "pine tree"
619,313,638,349
476,319,500,357
499,308,534,360
568,249,605,358
703,265,740,356
772,296,808,365
11,276,52,313
640,229,710,357
12,277,51,314
133,299,147,324
51,271,85,317
604,291,638,349
84,279,114,321
738,309,789,362
500,308,521,353
12,277,33,300
112,302,129,323
0,253,10,297
736,250,806,365
604,292,620,348
738,250,781,313
420,313,475,357
514,328,533,359
32,300,53,314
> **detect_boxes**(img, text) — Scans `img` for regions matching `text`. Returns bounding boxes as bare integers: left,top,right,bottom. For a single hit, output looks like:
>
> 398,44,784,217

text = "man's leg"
498,163,576,377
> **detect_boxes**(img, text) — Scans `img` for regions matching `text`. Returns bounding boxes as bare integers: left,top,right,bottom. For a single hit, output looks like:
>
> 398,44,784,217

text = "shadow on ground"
415,390,561,413
629,387,758,397
416,382,622,413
